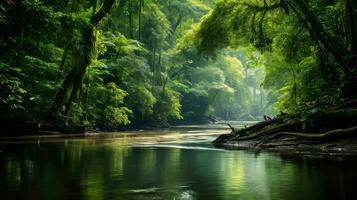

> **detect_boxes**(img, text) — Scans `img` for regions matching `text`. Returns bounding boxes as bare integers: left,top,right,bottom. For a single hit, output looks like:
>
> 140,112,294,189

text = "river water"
0,122,356,200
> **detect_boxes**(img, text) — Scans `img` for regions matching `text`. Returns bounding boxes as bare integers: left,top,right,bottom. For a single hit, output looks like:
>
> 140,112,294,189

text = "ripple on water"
133,144,228,151
128,186,196,200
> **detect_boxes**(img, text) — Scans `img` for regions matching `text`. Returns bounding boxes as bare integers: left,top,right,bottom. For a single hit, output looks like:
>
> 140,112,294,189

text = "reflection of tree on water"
1,135,356,199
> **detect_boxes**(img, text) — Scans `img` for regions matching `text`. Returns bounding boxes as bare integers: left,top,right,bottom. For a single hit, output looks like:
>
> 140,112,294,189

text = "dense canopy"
0,0,356,133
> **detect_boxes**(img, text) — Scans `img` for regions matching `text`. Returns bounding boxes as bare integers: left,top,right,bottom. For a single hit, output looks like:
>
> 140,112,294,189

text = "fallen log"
236,119,301,141
233,116,293,136
227,123,235,132
214,106,357,145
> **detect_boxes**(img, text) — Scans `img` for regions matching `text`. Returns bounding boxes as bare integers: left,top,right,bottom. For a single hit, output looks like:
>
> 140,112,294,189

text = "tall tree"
48,0,115,117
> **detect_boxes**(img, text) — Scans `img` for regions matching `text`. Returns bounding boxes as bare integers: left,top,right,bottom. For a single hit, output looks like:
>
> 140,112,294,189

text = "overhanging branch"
242,1,284,12
90,0,115,26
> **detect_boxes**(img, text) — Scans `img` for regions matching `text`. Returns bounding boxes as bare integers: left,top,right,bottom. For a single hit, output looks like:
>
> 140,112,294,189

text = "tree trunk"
290,0,350,74
47,0,115,118
138,0,143,40
346,0,357,66
129,0,133,38
59,42,73,71
158,50,162,85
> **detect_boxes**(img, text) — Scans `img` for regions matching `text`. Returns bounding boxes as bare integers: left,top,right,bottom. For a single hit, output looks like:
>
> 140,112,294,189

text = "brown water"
0,122,357,200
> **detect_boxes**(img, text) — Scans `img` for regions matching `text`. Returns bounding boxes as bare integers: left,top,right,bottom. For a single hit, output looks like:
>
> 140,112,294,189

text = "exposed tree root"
236,120,301,141
227,123,235,132
233,116,289,135
214,106,357,150
257,141,317,148
256,126,357,147
332,100,357,110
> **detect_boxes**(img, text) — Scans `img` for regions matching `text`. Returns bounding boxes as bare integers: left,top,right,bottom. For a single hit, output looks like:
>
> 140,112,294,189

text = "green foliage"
144,3,170,41
104,106,132,128
193,0,357,115
3,0,352,132
153,87,183,121
0,62,26,118
0,0,268,129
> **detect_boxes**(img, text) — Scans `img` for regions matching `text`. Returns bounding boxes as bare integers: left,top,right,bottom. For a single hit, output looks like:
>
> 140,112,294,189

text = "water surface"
1,122,356,200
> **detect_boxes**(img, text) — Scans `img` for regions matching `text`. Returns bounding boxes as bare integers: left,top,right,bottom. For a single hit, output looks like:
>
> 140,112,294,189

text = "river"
0,122,356,200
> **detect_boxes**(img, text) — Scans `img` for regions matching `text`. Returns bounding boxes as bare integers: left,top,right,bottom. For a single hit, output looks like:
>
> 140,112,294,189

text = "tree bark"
290,0,350,74
346,0,357,66
138,0,143,40
59,42,73,71
129,0,133,38
258,126,357,144
47,0,115,118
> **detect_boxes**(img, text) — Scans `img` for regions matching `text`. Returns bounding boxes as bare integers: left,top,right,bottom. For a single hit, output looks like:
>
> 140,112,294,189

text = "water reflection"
1,128,357,199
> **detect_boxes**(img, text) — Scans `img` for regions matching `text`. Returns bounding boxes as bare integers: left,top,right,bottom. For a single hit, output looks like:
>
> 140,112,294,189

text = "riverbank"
0,119,256,137
213,132,357,156
0,124,228,145
213,116,357,156
213,99,357,155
